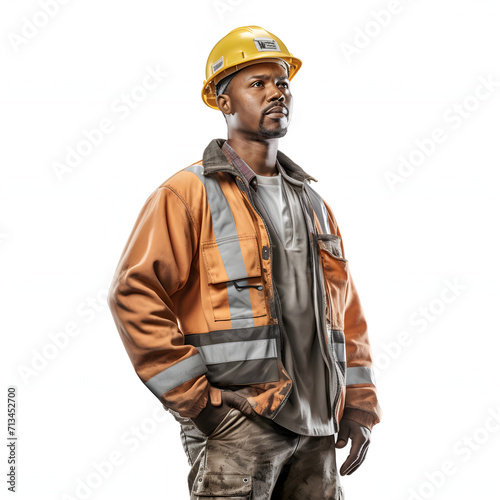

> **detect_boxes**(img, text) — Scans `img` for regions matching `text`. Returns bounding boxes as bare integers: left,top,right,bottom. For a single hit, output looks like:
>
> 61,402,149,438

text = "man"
108,26,382,499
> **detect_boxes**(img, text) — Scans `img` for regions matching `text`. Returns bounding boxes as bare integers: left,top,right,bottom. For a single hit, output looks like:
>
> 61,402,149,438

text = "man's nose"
267,86,286,102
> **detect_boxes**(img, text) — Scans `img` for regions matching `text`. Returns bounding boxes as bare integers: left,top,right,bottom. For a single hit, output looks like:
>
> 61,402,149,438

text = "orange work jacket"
108,138,382,432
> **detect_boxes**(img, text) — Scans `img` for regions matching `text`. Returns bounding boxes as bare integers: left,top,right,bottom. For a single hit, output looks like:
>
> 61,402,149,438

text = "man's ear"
216,94,232,115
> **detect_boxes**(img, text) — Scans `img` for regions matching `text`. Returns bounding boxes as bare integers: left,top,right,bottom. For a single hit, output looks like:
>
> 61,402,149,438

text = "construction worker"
108,25,382,499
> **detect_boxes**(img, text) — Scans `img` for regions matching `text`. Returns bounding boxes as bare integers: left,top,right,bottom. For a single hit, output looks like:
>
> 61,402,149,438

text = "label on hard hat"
212,56,224,74
253,38,280,52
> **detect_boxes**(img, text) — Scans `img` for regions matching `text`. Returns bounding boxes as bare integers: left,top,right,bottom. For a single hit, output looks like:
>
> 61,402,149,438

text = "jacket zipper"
316,243,342,432
318,244,343,432
314,239,346,429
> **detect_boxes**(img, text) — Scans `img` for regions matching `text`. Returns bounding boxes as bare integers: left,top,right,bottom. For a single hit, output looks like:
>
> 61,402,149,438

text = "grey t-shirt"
251,165,334,436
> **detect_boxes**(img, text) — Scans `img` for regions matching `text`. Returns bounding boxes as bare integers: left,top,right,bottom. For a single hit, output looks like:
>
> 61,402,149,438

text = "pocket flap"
317,233,344,259
193,472,252,496
202,234,262,285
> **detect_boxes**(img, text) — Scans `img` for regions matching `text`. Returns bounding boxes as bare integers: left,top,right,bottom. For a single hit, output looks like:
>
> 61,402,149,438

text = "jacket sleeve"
323,201,382,431
107,185,210,418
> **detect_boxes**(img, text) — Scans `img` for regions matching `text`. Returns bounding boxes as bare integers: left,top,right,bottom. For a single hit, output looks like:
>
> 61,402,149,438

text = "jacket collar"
202,138,318,184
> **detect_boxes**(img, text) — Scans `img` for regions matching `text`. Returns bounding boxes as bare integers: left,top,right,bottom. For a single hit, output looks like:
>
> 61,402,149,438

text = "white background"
2,1,500,499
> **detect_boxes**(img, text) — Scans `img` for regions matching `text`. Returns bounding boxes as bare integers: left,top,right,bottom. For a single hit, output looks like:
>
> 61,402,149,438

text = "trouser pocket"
192,472,252,499
206,407,242,438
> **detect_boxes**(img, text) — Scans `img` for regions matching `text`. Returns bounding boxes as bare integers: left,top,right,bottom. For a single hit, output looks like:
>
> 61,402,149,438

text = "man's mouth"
265,106,288,117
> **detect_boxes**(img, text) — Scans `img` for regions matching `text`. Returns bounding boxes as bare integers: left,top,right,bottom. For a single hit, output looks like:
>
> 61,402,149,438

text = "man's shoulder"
156,160,205,192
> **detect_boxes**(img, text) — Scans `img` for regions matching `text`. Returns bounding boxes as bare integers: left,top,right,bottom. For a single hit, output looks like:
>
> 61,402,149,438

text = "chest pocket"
202,233,267,323
317,233,349,331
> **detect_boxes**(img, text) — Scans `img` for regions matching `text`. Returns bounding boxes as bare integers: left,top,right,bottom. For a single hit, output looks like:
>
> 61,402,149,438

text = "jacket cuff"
341,407,379,431
161,380,211,419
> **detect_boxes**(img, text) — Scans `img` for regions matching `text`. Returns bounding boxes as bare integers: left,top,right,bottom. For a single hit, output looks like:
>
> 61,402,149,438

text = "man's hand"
335,418,371,475
191,389,254,436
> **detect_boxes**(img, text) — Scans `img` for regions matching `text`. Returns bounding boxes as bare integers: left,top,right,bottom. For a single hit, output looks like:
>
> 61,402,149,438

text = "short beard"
258,115,288,138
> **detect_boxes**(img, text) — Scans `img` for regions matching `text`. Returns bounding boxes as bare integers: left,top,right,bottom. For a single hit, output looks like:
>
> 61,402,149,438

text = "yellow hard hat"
202,25,302,110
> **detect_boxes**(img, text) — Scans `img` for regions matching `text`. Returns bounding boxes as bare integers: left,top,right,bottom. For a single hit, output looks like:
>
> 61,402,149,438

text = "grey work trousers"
171,408,345,499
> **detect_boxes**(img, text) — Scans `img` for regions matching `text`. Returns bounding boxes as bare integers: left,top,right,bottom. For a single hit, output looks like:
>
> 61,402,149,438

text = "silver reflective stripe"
186,164,255,328
346,366,376,386
334,342,346,363
145,353,207,397
184,325,281,386
197,338,277,365
329,329,346,364
320,202,329,234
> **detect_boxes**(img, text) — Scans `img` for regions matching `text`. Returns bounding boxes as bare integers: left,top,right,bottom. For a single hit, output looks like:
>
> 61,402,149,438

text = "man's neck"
226,136,279,176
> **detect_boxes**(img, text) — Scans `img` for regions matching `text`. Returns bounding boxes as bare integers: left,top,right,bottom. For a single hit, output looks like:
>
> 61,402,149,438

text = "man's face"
217,61,293,139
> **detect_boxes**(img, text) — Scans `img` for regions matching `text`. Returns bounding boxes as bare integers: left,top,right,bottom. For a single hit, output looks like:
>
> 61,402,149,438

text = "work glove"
335,418,371,475
191,387,254,436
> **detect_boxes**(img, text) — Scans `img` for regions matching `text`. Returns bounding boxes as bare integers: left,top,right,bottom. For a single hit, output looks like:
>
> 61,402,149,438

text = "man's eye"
279,82,289,88
252,81,263,87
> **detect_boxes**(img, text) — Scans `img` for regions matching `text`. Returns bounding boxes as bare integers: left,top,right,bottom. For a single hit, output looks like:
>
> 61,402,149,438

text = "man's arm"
322,200,382,429
107,185,210,418
322,200,382,474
